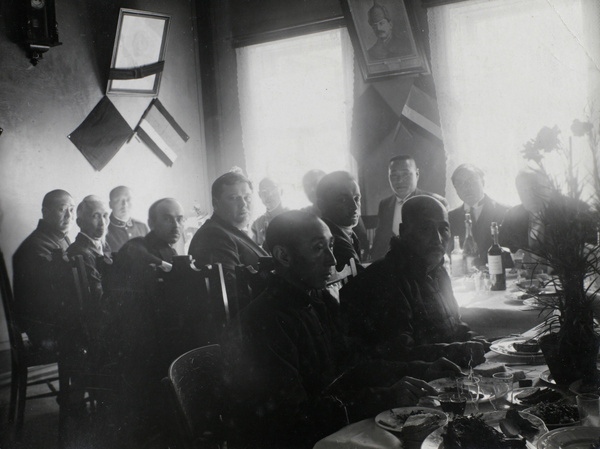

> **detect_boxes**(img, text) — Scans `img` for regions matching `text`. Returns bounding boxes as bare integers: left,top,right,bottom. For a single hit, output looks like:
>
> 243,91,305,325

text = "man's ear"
76,217,82,229
415,168,420,180
147,217,155,231
272,245,291,268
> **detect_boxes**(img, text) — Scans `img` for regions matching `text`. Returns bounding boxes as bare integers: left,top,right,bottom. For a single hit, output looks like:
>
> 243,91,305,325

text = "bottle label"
488,255,503,274
451,254,466,277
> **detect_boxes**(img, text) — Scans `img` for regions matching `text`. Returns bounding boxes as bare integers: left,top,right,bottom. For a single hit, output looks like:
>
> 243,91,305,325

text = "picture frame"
341,0,430,81
106,8,171,96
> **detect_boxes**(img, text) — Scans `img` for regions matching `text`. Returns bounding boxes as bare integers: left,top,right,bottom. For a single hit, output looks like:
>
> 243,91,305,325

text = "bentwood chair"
233,256,274,316
162,344,225,449
326,258,359,302
155,256,230,365
0,249,60,437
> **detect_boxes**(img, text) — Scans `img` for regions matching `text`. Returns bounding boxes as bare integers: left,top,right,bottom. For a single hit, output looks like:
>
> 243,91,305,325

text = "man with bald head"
251,177,288,247
13,189,75,348
106,186,149,252
224,210,452,449
341,195,485,368
316,171,363,270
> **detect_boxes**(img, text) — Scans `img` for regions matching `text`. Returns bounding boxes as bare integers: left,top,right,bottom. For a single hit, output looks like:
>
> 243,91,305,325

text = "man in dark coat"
13,189,75,349
341,196,485,368
448,163,509,264
316,171,362,271
223,211,457,449
371,155,447,260
189,171,269,304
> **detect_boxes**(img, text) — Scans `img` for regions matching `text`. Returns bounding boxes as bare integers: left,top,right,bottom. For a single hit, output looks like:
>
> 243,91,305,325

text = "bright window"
428,0,594,207
236,28,355,211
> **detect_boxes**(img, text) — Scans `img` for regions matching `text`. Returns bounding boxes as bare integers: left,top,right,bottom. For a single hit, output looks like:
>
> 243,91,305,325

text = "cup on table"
457,376,481,412
577,393,600,427
439,392,467,417
492,372,514,410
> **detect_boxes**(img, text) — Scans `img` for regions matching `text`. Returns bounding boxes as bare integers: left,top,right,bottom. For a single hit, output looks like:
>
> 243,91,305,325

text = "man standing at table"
13,189,75,349
341,195,486,368
106,186,149,253
448,163,509,265
371,155,447,260
316,171,363,270
189,171,269,300
223,211,457,449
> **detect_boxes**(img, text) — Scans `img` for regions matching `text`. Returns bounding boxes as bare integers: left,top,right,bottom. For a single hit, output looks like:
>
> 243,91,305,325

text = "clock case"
21,0,62,65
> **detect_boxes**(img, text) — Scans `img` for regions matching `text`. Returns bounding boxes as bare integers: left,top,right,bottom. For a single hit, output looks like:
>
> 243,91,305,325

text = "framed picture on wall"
106,8,171,96
341,0,430,81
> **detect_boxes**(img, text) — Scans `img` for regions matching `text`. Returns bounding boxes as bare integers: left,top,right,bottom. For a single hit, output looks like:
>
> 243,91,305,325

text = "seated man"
189,171,268,301
67,195,111,336
300,168,326,217
316,171,363,270
499,168,552,253
13,189,75,349
448,163,509,264
341,196,485,368
251,177,288,247
103,198,185,442
371,155,448,261
105,186,149,252
223,211,452,449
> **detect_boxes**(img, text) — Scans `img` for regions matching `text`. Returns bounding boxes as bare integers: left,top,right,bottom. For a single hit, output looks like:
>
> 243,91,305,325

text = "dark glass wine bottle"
463,213,479,272
488,222,506,290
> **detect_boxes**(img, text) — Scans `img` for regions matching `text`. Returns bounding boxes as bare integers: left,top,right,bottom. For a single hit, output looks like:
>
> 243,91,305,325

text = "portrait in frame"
106,9,171,96
341,0,430,81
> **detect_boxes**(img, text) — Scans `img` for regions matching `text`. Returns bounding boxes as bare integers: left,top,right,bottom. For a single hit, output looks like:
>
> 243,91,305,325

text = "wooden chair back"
233,256,273,316
155,256,229,363
326,258,359,302
162,344,224,449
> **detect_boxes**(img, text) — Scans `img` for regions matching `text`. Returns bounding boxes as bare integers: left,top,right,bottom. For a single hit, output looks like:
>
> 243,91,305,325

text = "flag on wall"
401,85,443,140
68,96,133,171
134,99,189,167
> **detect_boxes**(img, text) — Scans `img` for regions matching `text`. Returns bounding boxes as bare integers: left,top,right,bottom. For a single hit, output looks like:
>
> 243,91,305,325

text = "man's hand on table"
390,376,439,407
423,357,463,381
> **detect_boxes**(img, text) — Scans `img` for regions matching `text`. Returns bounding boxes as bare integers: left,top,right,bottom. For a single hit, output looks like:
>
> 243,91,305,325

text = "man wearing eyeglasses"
448,163,508,264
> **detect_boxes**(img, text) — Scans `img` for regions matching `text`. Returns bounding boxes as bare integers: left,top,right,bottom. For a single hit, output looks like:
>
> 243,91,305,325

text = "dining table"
313,324,591,449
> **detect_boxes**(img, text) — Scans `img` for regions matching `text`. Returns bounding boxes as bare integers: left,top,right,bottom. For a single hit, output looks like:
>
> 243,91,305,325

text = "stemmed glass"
457,376,481,413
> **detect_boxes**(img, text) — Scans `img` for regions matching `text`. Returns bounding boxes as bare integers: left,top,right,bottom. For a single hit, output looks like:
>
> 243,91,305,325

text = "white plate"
523,405,580,429
421,410,547,449
536,426,600,449
510,387,564,406
428,377,495,404
490,337,545,360
374,406,447,433
539,369,556,385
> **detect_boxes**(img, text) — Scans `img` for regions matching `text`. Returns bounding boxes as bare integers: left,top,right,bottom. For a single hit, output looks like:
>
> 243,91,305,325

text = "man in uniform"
106,186,149,252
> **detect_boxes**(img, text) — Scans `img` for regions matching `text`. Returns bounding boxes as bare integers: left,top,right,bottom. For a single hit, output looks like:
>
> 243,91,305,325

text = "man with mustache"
224,210,455,449
341,195,486,368
106,186,149,252
371,155,447,260
366,2,412,61
13,189,75,349
316,171,363,270
189,171,268,305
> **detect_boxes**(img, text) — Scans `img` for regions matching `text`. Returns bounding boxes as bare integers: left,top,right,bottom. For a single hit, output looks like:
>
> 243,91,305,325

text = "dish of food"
510,387,563,406
421,410,547,449
375,406,447,436
539,369,556,385
489,337,545,360
429,377,495,404
523,402,579,429
536,426,600,449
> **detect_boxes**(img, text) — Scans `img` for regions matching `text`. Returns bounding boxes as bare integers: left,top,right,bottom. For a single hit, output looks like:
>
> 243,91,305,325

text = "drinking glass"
439,392,467,417
577,393,600,427
492,372,514,410
457,376,481,413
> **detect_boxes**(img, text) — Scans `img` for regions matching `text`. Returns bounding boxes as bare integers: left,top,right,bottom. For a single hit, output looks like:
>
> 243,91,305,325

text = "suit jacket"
12,219,71,347
448,195,509,263
321,217,361,271
371,189,448,261
498,204,530,253
189,214,269,302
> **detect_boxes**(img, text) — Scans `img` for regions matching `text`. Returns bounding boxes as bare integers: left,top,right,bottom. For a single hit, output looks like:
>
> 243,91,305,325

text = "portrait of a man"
366,2,413,61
